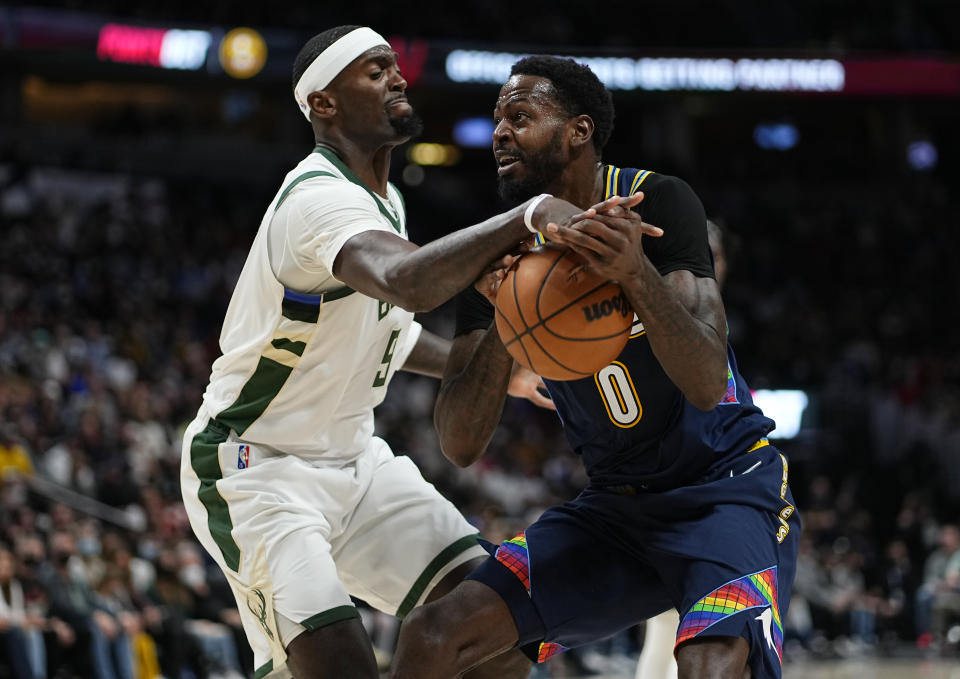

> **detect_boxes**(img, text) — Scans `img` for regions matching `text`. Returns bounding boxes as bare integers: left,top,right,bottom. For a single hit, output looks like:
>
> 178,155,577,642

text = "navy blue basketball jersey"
456,167,775,489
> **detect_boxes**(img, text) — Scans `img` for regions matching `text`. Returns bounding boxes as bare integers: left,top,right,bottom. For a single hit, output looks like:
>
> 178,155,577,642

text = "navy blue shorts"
467,441,800,678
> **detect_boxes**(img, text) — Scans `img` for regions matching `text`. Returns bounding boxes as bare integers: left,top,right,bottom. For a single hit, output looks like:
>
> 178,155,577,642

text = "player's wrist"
523,193,553,233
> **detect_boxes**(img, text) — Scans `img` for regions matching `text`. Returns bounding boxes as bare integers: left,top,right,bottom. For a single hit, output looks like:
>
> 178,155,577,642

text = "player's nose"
389,67,407,91
493,119,511,145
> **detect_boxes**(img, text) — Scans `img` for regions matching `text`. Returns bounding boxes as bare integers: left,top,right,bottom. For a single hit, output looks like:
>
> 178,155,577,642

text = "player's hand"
507,364,555,410
474,253,519,305
570,191,646,221
544,194,662,283
530,196,600,246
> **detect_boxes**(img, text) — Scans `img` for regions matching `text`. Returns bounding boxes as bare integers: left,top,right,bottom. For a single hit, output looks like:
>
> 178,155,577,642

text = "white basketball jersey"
200,146,421,464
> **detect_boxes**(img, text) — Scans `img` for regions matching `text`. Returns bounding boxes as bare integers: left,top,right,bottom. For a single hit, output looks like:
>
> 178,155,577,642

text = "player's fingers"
530,389,556,410
586,213,664,238
618,191,645,209
482,255,513,275
566,207,597,223
568,218,632,251
548,221,619,258
565,243,608,272
639,219,663,237
587,195,626,213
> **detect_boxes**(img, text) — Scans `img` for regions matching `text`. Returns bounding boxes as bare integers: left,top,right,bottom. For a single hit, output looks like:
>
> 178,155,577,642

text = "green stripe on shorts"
189,420,239,572
253,659,273,679
301,605,361,631
396,534,481,619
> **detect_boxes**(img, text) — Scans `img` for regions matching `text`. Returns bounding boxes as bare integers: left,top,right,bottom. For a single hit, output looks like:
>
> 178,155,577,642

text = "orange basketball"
495,248,633,381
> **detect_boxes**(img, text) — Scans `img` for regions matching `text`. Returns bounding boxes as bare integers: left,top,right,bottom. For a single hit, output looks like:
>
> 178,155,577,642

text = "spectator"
917,524,960,646
930,528,960,653
0,544,46,679
39,531,135,679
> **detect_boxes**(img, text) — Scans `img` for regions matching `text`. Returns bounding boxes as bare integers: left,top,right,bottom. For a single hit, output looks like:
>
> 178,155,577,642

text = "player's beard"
497,129,565,205
389,110,424,139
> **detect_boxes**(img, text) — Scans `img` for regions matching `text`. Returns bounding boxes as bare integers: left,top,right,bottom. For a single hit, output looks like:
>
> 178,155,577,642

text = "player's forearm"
400,329,450,378
434,328,514,467
623,268,728,411
381,197,580,312
382,207,527,311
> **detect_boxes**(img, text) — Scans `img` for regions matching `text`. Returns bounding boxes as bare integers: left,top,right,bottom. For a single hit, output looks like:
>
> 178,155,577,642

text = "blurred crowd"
11,0,960,52
1,155,959,679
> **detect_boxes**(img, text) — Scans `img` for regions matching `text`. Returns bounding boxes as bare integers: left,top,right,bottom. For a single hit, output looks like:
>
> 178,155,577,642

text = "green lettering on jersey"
378,301,394,320
373,329,401,387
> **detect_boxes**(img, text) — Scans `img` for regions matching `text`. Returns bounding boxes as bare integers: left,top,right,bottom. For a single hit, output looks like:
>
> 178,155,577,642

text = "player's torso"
202,150,415,461
545,318,683,480
545,165,774,488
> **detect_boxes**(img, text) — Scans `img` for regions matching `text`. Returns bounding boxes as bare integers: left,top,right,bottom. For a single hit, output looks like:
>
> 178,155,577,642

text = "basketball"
495,247,633,381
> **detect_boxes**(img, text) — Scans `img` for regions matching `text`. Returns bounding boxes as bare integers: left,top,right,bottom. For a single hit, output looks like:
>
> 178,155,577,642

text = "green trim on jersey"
215,356,295,435
189,419,241,572
300,605,361,631
395,534,481,619
274,170,337,212
318,286,355,302
313,145,404,234
281,297,322,323
270,337,306,357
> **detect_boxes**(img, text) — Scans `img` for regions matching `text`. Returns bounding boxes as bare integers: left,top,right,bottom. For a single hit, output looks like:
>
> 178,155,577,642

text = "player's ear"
569,114,595,151
308,91,337,120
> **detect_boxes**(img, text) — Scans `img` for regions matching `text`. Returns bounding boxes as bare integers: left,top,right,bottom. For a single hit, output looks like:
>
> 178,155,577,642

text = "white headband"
293,27,390,121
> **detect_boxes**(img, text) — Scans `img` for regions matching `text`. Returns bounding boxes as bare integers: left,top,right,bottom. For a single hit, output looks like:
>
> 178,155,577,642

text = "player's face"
493,75,572,203
332,46,423,142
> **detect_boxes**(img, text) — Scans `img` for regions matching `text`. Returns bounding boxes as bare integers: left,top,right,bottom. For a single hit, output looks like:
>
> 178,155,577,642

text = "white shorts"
180,407,485,678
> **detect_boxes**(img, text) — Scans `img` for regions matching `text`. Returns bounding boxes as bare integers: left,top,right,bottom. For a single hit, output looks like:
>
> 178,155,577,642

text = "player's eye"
370,70,384,80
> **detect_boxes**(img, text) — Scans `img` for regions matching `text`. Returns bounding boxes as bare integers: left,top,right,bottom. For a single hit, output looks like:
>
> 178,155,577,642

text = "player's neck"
551,161,605,210
314,139,394,197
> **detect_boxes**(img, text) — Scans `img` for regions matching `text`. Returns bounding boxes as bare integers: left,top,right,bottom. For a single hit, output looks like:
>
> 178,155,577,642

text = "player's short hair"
510,55,615,154
292,25,363,90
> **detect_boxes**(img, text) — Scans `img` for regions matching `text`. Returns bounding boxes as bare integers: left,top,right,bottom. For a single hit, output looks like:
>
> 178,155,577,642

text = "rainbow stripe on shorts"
676,566,783,663
495,532,568,663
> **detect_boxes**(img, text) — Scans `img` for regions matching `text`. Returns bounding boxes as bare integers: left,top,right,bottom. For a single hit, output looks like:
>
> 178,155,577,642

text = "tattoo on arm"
434,327,514,466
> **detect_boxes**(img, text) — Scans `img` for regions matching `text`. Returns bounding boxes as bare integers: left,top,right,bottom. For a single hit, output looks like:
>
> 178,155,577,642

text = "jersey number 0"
595,361,643,427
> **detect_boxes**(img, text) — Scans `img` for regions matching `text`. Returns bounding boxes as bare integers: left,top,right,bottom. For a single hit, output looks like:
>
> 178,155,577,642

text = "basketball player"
390,56,801,679
179,27,588,679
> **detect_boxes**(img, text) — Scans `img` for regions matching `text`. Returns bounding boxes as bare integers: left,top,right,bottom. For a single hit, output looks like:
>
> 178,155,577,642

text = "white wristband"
523,193,552,233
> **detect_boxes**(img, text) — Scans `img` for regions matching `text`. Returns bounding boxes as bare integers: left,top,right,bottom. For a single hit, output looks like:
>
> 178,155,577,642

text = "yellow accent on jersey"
630,169,654,194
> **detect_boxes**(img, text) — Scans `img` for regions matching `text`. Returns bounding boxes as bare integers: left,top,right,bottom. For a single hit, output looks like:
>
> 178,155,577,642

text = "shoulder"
279,171,375,214
631,173,705,222
635,172,699,201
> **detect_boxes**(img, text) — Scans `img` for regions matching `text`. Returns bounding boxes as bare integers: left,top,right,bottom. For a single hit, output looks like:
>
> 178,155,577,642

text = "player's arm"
434,325,515,467
547,183,727,411
333,197,580,313
400,329,449,378
434,264,552,466
630,268,727,411
401,321,554,411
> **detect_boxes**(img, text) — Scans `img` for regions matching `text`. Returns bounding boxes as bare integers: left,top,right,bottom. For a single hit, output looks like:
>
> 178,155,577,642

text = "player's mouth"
386,97,411,112
495,150,523,176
